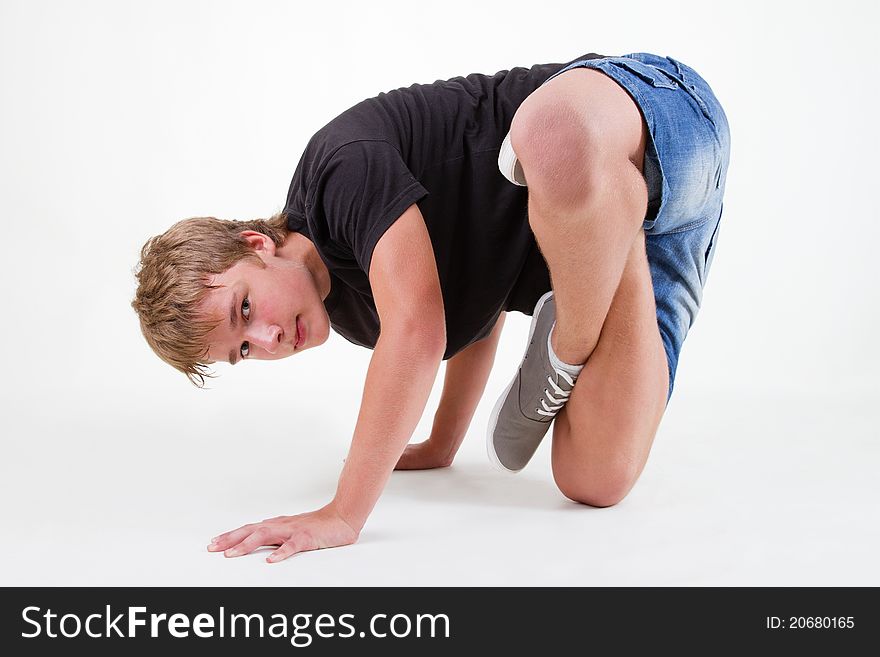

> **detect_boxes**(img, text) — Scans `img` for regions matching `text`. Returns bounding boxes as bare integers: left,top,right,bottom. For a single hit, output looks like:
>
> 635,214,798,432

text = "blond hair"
131,211,290,387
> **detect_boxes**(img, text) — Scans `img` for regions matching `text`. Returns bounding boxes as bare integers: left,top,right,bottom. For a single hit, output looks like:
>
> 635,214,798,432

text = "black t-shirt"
283,52,607,360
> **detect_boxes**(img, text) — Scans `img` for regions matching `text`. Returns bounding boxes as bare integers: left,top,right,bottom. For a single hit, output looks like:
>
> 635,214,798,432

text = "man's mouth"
295,316,304,349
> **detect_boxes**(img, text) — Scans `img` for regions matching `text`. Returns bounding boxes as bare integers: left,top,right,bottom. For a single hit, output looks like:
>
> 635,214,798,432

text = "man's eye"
242,297,251,319
240,341,250,358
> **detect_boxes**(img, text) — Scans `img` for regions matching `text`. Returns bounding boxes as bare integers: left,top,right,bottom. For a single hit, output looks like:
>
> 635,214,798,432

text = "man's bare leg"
511,67,650,367
550,231,668,506
510,67,668,505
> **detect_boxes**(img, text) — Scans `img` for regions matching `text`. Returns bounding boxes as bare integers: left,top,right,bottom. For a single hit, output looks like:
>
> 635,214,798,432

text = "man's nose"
248,323,283,355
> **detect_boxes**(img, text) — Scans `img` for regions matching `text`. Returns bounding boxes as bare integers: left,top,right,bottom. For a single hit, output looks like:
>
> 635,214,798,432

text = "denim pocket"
663,56,722,134
610,58,679,90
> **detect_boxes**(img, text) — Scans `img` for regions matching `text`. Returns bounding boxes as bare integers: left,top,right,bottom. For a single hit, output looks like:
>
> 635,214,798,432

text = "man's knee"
551,405,659,509
553,454,640,508
509,96,604,209
510,110,648,234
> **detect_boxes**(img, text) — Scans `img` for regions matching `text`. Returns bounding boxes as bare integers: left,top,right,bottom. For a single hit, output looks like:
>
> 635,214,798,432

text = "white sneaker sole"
486,289,555,474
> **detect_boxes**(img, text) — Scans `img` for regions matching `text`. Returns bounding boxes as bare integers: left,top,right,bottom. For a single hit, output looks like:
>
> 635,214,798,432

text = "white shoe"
498,131,527,186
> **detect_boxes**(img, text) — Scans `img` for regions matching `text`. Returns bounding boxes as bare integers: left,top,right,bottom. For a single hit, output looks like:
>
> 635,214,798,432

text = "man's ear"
238,230,276,255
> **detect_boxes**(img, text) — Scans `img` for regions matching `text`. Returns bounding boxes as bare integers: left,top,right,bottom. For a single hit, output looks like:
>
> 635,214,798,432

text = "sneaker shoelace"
536,368,576,417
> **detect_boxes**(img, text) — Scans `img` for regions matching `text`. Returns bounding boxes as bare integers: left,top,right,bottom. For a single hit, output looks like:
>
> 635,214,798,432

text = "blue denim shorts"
541,52,731,400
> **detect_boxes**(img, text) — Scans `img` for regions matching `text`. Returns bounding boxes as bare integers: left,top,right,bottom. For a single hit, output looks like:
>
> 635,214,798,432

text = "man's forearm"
332,328,445,532
430,313,506,460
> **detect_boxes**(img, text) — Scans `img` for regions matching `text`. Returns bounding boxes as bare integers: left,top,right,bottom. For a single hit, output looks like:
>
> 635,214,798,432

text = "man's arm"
333,327,445,529
332,203,446,531
432,311,506,461
396,312,506,469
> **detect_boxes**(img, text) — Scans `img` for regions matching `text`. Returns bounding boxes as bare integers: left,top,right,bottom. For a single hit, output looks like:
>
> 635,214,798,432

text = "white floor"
3,317,878,587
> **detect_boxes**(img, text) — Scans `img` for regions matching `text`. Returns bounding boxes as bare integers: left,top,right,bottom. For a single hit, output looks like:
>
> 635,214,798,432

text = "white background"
1,0,877,585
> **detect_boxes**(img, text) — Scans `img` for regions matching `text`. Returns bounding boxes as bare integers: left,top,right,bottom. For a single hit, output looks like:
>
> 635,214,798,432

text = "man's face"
200,249,330,366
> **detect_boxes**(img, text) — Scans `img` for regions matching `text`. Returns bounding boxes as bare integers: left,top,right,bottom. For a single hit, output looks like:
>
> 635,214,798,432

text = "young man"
132,51,730,563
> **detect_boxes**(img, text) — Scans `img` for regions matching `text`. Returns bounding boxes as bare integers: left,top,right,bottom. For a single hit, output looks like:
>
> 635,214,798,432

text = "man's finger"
266,538,301,563
208,524,258,552
224,526,281,557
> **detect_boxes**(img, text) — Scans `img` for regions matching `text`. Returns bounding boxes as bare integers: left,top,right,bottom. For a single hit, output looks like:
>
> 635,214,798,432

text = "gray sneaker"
487,290,579,473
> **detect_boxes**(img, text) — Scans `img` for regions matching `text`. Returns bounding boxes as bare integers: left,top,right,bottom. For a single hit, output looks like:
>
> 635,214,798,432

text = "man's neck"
278,231,331,301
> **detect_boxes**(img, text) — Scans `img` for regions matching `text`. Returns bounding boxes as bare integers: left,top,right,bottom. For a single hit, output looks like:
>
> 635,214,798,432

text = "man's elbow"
380,317,446,358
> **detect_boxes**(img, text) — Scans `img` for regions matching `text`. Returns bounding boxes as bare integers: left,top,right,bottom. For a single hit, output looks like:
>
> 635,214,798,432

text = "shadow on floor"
385,462,590,511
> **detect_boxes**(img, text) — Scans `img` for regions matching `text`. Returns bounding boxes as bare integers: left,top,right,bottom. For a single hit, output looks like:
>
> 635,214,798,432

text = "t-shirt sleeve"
309,140,429,274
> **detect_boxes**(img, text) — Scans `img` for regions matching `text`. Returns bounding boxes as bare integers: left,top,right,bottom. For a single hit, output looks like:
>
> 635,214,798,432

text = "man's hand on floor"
207,502,359,563
394,439,454,470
